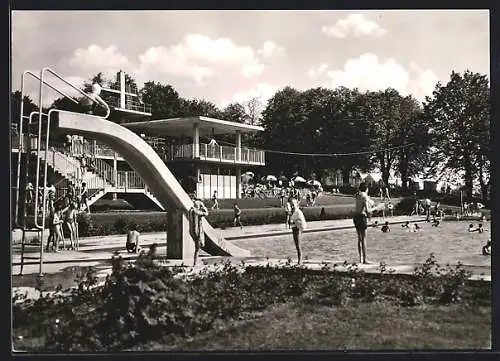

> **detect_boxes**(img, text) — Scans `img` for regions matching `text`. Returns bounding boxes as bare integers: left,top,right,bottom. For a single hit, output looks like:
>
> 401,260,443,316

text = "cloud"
321,14,387,39
257,41,285,58
307,63,329,78
326,53,409,94
221,82,280,108
69,45,131,71
409,62,440,101
136,34,268,84
310,53,439,101
136,46,215,86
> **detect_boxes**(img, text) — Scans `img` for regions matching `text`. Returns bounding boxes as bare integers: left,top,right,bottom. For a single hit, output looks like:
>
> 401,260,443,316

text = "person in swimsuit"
126,228,141,253
63,201,78,250
211,190,219,210
233,203,243,229
289,198,307,264
353,182,383,264
80,182,90,214
189,194,209,266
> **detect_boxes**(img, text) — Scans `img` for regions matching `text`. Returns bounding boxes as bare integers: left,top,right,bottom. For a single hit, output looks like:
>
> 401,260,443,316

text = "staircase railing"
38,147,80,182
116,170,145,190
91,157,115,186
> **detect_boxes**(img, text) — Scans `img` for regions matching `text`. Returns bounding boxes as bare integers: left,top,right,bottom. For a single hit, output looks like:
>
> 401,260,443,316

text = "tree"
245,97,263,125
424,70,490,200
315,87,372,182
259,86,305,175
221,103,247,123
82,72,107,93
393,96,431,192
11,91,39,128
360,88,431,187
140,81,183,119
179,98,222,119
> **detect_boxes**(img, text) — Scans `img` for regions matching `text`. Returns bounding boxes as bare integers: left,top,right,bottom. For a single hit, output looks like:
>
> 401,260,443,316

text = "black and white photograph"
10,9,492,352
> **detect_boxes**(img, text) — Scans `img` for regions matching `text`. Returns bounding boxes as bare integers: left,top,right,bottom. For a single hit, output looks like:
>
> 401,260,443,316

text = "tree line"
11,70,490,202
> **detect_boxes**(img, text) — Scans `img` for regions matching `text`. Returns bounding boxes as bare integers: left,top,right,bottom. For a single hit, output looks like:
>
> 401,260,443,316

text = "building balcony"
11,135,265,167
106,97,152,117
170,143,265,166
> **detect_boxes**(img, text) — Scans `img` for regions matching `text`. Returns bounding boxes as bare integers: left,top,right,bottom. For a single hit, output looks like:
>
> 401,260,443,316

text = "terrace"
171,143,265,165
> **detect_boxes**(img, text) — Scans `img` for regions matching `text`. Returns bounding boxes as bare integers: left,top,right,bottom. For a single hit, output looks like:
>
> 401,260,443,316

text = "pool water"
12,262,111,291
236,220,491,267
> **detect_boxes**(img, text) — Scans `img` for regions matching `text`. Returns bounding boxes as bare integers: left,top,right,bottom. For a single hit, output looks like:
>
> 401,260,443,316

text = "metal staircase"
36,147,113,206
38,145,164,209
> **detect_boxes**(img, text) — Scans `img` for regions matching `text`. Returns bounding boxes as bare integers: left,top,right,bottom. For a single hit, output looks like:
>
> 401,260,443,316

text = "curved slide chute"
56,110,250,258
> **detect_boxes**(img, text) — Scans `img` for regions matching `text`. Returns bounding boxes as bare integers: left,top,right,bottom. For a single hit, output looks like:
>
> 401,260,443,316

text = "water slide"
56,110,250,258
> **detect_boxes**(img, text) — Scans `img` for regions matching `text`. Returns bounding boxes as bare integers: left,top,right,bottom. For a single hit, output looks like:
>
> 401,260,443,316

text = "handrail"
16,68,113,275
92,157,115,186
15,69,73,227
41,67,111,119
22,70,79,105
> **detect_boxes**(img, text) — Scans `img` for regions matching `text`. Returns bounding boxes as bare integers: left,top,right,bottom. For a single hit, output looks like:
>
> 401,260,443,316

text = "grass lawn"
133,301,491,351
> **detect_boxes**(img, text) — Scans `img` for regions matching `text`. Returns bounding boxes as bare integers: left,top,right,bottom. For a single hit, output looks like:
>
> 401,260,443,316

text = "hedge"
20,197,489,238
78,203,401,237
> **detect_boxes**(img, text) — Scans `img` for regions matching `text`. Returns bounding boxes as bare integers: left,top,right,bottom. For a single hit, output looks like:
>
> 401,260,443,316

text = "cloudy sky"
12,10,489,108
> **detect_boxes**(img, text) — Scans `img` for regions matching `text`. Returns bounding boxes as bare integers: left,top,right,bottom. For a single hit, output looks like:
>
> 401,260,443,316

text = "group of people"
463,201,485,216
42,180,91,252
25,180,90,215
46,199,79,252
410,196,439,221
279,187,321,208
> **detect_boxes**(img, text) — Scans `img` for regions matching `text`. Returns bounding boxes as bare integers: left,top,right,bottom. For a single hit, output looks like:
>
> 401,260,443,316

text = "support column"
120,70,125,109
235,130,241,162
192,123,200,158
236,167,242,199
112,153,118,200
166,208,195,261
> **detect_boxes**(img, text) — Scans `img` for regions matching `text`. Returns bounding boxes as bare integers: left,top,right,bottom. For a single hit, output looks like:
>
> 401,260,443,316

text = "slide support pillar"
166,209,195,262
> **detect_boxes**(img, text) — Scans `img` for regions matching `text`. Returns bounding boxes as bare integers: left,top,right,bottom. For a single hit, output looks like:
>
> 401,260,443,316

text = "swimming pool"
235,220,491,267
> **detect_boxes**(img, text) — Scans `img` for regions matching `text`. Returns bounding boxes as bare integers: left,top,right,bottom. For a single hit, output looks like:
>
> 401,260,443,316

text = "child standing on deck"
285,197,293,229
211,190,219,210
289,198,307,264
233,203,243,229
47,205,63,252
80,182,90,214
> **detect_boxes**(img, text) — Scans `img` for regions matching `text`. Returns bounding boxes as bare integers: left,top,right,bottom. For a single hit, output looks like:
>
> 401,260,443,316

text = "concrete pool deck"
12,215,426,268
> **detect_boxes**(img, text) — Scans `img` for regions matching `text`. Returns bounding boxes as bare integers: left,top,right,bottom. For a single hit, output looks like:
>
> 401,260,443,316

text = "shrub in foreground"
12,254,488,352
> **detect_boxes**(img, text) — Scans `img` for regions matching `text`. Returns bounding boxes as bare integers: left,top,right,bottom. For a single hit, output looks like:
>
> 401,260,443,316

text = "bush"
76,212,94,236
395,197,417,214
12,254,488,352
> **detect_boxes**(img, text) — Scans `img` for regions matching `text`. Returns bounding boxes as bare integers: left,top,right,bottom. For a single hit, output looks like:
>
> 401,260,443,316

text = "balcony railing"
12,135,265,167
171,143,265,165
107,97,152,114
107,83,139,94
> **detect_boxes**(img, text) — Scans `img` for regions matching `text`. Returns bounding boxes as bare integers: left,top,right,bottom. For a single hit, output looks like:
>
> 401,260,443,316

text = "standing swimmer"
190,194,209,266
353,183,384,264
289,198,307,264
